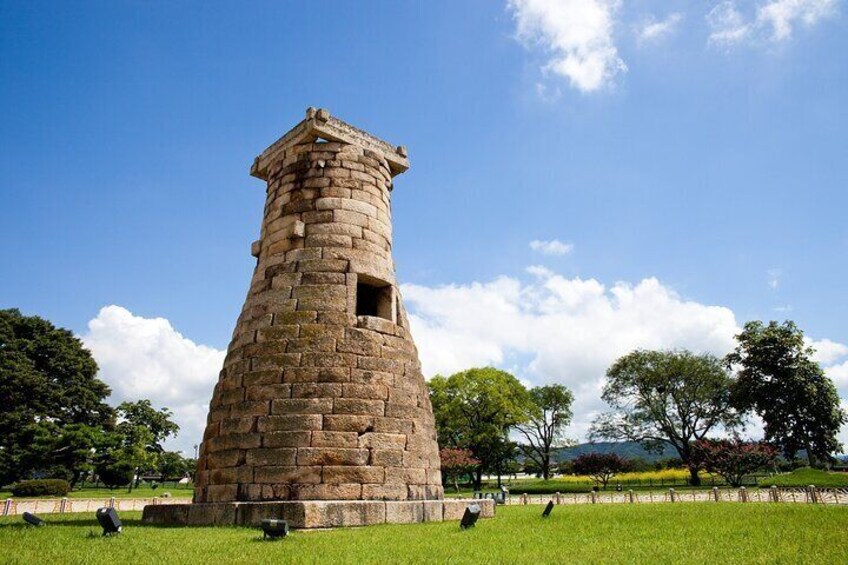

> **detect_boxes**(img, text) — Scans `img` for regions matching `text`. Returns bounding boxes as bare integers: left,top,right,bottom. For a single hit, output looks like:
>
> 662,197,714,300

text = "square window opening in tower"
356,278,394,321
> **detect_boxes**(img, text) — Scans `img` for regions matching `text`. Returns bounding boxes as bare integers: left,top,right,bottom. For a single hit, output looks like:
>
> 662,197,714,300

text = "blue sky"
2,1,847,452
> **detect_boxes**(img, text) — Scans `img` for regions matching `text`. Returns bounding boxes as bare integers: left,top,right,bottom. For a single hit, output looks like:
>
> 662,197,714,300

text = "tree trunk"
688,466,701,486
474,467,482,491
806,444,818,468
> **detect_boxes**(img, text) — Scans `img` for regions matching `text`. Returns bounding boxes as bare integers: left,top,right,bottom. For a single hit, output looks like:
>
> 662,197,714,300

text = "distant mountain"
552,441,678,462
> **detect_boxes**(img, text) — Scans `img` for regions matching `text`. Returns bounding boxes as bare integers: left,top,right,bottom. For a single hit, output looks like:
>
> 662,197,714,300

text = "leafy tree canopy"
116,399,179,454
516,384,574,480
439,448,479,492
590,349,741,486
572,452,628,488
0,309,113,485
158,451,194,481
429,367,534,489
691,438,777,487
727,320,846,467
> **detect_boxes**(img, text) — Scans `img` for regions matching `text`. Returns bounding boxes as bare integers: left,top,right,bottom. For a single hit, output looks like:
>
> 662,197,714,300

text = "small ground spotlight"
260,519,289,540
460,504,481,530
542,501,554,518
22,512,45,526
95,507,122,536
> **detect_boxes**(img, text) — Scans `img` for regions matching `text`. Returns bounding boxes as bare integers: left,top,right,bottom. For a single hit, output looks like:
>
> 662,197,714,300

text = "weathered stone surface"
296,447,369,466
142,499,491,529
385,501,424,523
187,502,238,525
311,430,358,448
303,501,386,528
254,465,322,484
442,499,496,520
193,110,443,509
245,448,297,466
323,465,385,484
423,500,443,522
362,484,408,500
262,430,312,448
141,503,188,525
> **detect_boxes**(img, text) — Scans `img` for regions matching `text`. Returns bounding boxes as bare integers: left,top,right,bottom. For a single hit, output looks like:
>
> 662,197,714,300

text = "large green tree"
158,451,194,481
429,367,534,489
113,400,180,490
726,321,846,467
0,309,113,485
515,384,574,480
590,349,741,486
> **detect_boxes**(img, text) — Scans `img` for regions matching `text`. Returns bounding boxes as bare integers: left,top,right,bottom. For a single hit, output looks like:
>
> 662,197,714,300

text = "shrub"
12,479,70,497
96,458,135,489
691,439,777,487
440,448,479,492
572,453,628,488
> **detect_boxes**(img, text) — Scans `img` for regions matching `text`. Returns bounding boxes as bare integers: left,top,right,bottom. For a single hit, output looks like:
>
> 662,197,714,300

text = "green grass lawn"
1,504,846,564
443,467,848,497
758,468,848,488
0,485,193,500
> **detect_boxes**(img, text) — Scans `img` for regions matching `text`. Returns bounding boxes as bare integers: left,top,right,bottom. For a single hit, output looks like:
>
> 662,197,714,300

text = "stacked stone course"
193,108,444,505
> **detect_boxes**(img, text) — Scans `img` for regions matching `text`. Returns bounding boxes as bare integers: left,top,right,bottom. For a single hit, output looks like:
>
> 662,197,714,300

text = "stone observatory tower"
143,108,491,528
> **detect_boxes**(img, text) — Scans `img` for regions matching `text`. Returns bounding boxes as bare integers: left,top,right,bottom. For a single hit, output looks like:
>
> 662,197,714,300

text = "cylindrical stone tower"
193,108,444,505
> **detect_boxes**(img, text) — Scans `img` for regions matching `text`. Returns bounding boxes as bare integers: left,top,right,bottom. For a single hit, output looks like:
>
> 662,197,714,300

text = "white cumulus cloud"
636,12,684,44
758,0,839,41
508,0,627,93
530,239,574,255
708,1,754,46
403,266,848,444
79,286,848,449
809,338,848,366
403,269,742,440
708,0,838,47
82,305,225,456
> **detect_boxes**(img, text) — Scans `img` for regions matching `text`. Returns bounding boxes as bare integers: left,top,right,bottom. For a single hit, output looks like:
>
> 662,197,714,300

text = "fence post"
808,485,818,504
59,497,68,513
770,486,779,503
555,492,560,505
669,488,675,503
109,497,116,509
628,489,634,504
712,487,719,502
521,493,527,505
739,486,748,503
590,491,597,504
3,499,11,517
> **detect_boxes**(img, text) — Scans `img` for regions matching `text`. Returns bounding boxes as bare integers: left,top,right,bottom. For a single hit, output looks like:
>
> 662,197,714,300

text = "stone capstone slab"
141,499,494,529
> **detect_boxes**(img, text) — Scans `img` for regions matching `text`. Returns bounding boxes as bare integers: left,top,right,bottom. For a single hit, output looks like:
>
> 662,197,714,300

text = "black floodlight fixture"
460,504,481,530
261,519,289,540
22,512,45,527
95,507,122,536
542,501,554,518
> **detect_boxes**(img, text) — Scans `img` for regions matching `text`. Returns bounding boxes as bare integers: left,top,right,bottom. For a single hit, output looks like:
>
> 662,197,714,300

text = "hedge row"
11,479,70,497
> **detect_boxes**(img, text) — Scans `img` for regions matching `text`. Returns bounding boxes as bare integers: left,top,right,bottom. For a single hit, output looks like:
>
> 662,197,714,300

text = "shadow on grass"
0,517,146,529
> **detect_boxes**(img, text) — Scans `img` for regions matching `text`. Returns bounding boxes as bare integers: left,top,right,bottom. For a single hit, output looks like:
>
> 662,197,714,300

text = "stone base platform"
142,499,494,529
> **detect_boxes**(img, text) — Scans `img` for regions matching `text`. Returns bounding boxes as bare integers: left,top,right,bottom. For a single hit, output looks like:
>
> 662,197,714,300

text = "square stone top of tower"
250,107,410,181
